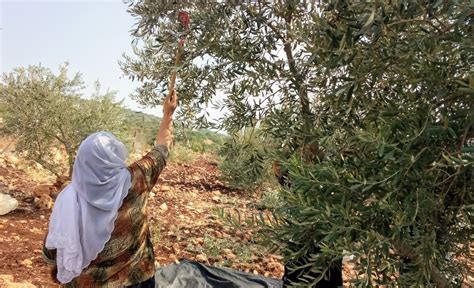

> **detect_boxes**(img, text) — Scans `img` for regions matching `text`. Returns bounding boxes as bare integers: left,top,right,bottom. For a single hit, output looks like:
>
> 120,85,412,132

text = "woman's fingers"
167,89,176,103
163,89,178,115
170,89,176,102
170,90,177,107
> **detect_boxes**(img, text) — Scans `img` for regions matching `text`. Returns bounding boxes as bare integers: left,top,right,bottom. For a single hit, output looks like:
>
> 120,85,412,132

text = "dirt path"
0,162,54,287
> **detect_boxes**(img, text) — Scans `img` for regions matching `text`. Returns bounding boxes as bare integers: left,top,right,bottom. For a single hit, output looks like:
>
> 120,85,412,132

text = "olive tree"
122,1,473,286
0,64,126,178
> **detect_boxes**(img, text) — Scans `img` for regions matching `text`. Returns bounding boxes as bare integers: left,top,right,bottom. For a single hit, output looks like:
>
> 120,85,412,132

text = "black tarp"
154,259,283,288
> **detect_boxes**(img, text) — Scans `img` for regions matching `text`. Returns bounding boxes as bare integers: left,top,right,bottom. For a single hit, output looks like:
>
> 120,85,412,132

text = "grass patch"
253,188,283,211
205,236,253,260
151,226,161,243
168,143,199,163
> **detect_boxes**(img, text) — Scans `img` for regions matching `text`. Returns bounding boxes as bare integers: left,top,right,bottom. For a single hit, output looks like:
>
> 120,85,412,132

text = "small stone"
195,237,204,245
172,243,180,254
268,262,284,272
0,275,35,288
195,254,207,262
0,193,18,215
213,255,223,262
342,254,356,263
159,203,168,212
21,259,33,267
224,253,237,260
211,196,220,202
160,186,171,192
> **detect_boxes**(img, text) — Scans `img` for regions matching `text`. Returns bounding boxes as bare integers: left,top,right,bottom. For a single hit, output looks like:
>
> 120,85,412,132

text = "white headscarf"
46,131,132,284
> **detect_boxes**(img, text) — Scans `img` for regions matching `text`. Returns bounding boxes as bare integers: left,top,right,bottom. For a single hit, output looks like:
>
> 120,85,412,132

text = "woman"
42,90,177,287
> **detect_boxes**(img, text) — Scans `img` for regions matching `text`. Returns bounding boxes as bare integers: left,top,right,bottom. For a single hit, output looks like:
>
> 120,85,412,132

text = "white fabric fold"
46,131,132,284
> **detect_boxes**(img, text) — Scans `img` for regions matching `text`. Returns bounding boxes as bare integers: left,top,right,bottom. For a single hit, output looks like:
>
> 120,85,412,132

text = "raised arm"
156,89,177,148
127,89,178,194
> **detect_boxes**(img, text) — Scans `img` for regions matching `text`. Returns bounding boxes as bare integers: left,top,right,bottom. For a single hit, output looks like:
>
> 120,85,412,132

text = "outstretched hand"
156,89,177,148
163,89,178,117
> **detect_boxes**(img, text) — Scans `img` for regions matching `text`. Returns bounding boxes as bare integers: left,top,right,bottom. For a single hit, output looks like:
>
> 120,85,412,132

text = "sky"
0,0,163,116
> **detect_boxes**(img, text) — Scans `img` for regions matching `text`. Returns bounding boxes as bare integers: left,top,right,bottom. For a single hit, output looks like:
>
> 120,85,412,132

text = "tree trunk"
281,4,313,138
67,152,74,179
393,240,451,288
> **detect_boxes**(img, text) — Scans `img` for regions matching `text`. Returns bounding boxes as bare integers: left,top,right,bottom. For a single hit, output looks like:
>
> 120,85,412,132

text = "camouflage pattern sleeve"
128,144,169,194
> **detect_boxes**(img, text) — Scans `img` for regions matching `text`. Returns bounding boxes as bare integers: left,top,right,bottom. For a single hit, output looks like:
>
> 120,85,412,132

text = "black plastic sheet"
154,259,283,288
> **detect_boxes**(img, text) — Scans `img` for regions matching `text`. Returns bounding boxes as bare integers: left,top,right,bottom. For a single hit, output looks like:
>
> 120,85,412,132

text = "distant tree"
123,1,473,286
0,64,126,178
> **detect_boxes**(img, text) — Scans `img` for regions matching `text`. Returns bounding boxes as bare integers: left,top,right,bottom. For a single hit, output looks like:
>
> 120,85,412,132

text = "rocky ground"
0,139,471,287
0,149,287,287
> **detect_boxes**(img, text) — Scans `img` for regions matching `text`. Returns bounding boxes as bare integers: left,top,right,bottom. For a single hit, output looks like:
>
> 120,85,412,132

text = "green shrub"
219,128,274,191
252,188,282,211
175,128,226,154
271,3,473,287
0,64,126,178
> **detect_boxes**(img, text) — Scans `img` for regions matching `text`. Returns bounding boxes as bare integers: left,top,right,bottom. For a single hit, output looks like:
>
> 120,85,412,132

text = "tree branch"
281,6,313,135
393,240,451,288
246,4,313,133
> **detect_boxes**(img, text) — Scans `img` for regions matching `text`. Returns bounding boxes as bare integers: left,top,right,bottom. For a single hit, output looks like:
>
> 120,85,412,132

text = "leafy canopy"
123,1,472,286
